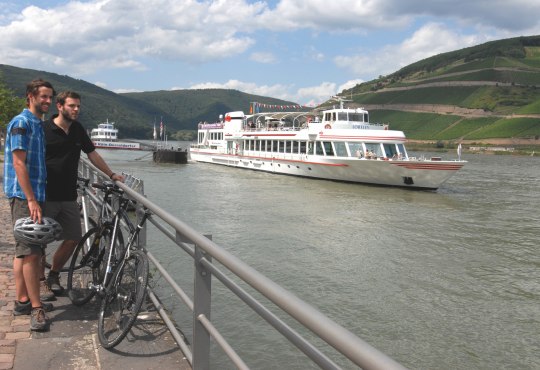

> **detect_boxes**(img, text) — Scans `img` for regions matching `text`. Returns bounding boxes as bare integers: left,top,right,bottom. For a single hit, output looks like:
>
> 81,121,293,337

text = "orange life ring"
324,124,332,129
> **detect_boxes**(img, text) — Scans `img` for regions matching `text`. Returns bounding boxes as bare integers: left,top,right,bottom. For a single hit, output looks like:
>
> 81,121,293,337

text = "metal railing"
79,157,406,370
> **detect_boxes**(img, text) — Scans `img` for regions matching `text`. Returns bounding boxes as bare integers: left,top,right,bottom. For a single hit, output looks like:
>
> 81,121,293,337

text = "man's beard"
60,110,77,122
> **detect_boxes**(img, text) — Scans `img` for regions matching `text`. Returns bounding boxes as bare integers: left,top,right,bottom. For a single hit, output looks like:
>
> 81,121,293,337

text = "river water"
98,146,539,370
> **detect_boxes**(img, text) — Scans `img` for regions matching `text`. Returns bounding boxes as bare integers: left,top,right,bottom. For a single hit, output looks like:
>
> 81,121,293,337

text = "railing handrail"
79,157,406,370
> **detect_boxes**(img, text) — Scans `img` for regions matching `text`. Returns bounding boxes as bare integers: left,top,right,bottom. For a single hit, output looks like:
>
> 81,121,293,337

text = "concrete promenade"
0,183,191,369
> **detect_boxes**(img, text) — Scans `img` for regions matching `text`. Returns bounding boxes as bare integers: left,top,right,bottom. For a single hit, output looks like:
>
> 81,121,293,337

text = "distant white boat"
91,119,140,150
190,99,466,190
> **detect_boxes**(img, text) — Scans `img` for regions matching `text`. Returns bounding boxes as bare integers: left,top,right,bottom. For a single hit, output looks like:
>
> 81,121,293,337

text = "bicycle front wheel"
97,249,149,349
43,214,97,273
67,227,106,306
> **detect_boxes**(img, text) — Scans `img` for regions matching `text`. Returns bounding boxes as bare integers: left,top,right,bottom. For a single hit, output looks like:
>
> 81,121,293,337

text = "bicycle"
67,181,128,305
67,181,151,349
43,176,98,273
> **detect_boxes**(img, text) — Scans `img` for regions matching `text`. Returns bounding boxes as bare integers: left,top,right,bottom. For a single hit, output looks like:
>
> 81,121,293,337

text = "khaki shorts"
10,197,44,258
43,201,82,242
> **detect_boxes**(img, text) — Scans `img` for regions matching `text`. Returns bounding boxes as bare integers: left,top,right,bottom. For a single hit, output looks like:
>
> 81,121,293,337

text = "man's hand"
110,173,125,182
28,199,42,223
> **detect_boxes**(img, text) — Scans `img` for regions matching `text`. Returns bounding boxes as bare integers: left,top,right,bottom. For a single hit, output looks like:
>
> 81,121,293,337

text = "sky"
1,0,540,106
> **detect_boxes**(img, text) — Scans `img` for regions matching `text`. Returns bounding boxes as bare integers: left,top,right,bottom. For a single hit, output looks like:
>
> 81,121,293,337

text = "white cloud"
258,0,409,31
94,81,108,89
339,79,364,92
249,52,277,64
0,0,264,76
258,0,540,33
296,82,339,106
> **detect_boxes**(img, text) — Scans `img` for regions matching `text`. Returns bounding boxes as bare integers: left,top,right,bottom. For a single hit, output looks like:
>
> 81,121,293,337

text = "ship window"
285,141,292,153
347,142,363,157
300,141,307,154
338,112,347,121
383,144,397,158
397,144,407,158
349,113,363,122
365,143,383,158
315,141,325,155
279,141,285,153
334,142,347,157
323,142,334,156
364,113,369,122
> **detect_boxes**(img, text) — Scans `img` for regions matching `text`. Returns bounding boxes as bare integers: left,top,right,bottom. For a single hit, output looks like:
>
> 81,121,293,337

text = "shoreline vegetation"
407,138,540,156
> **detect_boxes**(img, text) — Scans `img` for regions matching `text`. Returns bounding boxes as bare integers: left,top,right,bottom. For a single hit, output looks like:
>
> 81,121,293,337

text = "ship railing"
78,156,406,370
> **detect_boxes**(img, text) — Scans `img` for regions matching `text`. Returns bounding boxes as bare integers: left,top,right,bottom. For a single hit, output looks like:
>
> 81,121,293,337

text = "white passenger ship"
190,101,466,189
90,120,140,150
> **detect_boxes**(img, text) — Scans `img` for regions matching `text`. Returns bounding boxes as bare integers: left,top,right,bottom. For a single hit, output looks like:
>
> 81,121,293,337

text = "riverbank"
0,160,190,370
406,139,539,156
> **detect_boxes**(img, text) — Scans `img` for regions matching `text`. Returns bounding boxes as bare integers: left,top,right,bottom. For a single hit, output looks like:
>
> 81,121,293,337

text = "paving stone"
5,332,30,340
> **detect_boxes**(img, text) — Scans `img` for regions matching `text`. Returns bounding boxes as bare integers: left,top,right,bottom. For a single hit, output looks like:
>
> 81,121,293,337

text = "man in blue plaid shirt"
4,79,55,331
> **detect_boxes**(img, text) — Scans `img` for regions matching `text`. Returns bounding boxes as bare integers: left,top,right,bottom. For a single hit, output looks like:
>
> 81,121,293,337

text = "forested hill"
0,64,299,139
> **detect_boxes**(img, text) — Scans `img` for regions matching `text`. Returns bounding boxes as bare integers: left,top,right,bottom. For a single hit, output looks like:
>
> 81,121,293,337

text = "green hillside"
335,35,540,142
122,89,300,130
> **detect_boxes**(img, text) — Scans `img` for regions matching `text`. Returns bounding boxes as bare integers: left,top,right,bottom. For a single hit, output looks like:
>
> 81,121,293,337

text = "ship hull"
189,149,464,190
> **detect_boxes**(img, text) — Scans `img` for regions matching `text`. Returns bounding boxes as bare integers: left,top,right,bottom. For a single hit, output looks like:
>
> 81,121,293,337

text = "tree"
0,79,26,132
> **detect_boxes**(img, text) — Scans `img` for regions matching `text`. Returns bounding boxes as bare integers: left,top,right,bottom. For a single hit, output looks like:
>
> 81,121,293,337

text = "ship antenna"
330,95,351,109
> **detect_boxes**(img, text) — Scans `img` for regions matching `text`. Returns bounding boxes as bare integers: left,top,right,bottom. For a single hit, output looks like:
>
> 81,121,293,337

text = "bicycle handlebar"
92,181,124,195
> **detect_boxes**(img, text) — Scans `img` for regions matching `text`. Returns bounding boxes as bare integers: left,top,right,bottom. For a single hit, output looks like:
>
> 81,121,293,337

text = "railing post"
136,206,146,248
192,237,212,370
134,180,146,248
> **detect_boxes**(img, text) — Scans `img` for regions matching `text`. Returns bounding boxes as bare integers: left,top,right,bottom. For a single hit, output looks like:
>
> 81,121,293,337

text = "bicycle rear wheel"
67,227,107,306
97,249,149,349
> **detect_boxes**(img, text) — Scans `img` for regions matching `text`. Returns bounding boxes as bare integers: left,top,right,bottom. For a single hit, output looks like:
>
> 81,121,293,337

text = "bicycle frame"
103,207,151,293
89,182,151,294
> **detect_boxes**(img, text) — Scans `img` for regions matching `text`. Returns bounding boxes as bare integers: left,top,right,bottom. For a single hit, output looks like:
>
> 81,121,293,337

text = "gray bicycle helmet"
13,217,62,245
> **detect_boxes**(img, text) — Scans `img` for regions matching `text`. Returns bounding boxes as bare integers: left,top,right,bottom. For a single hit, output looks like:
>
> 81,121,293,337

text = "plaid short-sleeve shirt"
3,109,47,202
